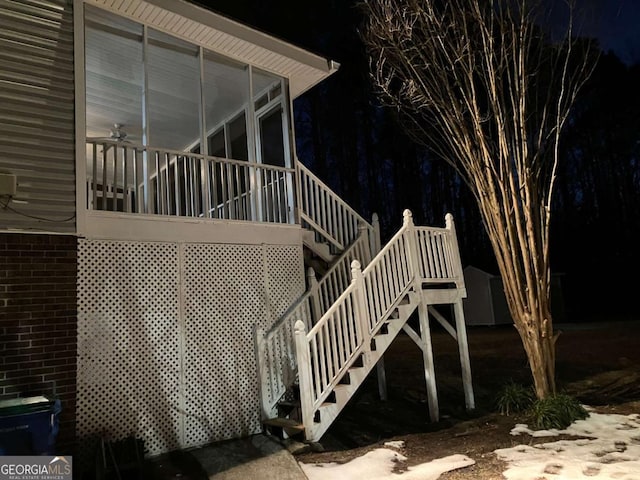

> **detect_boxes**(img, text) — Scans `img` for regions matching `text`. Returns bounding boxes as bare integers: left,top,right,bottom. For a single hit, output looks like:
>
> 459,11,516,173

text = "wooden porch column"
418,296,439,422
403,209,439,421
453,299,475,410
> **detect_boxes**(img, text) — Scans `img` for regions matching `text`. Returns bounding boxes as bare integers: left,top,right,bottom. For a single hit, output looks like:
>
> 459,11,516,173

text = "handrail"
303,221,413,410
296,162,373,250
256,231,372,418
296,211,463,419
86,139,294,223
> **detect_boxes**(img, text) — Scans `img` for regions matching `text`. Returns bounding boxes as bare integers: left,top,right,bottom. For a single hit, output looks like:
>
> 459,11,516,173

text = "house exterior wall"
0,0,76,233
0,234,77,453
0,0,315,459
76,238,304,455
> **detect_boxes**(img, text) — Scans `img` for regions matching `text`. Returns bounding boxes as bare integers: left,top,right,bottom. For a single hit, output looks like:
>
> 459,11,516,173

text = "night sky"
206,0,640,67
204,0,640,318
562,0,640,65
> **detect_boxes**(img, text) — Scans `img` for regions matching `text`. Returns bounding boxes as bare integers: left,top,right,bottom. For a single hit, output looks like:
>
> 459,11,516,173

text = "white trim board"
83,211,304,245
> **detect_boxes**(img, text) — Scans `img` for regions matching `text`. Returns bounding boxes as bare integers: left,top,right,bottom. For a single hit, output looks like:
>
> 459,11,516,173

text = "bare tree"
361,0,597,398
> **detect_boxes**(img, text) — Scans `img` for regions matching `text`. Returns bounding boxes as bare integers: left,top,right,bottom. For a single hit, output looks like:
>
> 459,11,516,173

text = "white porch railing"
256,229,373,418
295,211,465,440
296,162,374,251
86,139,294,223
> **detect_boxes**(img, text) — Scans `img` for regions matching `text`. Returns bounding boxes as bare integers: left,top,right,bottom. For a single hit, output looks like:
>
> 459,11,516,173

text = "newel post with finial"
350,259,370,352
294,319,314,438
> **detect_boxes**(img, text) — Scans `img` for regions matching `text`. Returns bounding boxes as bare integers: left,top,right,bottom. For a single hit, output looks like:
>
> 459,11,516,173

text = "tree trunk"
479,194,558,399
513,309,557,399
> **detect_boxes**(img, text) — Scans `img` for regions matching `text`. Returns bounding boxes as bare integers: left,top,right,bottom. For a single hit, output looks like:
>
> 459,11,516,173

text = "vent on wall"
0,174,17,197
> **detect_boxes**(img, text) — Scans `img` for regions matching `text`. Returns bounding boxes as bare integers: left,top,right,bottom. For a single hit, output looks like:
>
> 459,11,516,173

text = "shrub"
530,393,589,430
496,381,535,416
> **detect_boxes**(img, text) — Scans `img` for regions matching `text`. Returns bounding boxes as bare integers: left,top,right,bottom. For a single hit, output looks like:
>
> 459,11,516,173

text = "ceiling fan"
109,123,129,142
90,123,139,144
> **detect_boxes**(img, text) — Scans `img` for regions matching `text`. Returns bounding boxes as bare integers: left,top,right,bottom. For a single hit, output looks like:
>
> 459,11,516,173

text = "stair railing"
86,138,295,223
296,162,375,252
256,228,373,418
295,210,464,436
414,213,465,290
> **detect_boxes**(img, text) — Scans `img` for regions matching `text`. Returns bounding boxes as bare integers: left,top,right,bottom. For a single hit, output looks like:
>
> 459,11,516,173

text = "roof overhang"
84,0,340,98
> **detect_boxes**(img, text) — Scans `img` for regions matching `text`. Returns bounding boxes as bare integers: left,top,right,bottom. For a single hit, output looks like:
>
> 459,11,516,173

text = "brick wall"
0,233,77,453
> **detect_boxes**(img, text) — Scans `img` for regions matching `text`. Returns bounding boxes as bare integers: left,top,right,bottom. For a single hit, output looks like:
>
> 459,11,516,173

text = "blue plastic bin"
0,396,61,455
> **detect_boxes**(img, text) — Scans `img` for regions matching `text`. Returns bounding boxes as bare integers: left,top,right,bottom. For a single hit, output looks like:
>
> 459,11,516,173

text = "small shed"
462,266,566,326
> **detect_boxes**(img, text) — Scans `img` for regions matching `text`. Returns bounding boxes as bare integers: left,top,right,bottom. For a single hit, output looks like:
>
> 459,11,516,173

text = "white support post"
418,299,439,421
358,219,386,399
294,162,303,225
376,358,388,401
358,221,373,265
403,210,421,292
371,212,382,254
453,299,475,410
307,267,321,326
404,209,439,420
350,260,371,359
445,213,465,291
254,326,271,419
446,212,475,410
294,320,314,439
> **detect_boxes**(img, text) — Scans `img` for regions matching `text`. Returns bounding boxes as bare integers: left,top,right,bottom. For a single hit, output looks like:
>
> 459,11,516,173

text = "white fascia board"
144,0,340,97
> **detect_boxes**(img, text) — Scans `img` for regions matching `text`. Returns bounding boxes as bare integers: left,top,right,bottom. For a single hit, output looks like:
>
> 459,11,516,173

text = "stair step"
263,417,305,439
345,366,367,385
376,323,389,335
302,230,336,263
277,400,301,419
352,353,364,368
332,384,351,403
264,417,304,429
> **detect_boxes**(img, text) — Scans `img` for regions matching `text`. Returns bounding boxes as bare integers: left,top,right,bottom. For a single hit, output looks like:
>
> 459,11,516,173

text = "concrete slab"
144,434,308,480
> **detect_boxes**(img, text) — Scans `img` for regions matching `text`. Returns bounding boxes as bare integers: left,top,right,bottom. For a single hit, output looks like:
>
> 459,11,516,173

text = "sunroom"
78,0,338,232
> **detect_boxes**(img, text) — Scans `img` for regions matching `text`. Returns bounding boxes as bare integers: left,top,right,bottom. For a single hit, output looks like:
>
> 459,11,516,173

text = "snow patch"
298,410,640,480
299,448,474,480
497,412,640,480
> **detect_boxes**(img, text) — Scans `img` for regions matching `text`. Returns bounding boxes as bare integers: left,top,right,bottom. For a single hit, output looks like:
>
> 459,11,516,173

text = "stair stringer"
303,289,421,442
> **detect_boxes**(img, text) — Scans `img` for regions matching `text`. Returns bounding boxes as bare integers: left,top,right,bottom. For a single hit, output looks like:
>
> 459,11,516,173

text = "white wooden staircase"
256,162,475,443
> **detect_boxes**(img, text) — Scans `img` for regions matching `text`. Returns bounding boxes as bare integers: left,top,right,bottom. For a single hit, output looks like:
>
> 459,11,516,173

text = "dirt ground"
295,319,640,479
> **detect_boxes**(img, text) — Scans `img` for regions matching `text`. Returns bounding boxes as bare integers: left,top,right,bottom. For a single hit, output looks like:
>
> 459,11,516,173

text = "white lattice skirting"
77,239,304,455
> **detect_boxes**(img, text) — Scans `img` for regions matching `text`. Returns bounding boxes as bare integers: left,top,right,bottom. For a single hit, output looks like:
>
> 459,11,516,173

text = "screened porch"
83,4,296,224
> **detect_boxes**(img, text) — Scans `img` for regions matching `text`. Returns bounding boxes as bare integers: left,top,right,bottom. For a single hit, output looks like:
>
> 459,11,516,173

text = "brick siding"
0,233,77,453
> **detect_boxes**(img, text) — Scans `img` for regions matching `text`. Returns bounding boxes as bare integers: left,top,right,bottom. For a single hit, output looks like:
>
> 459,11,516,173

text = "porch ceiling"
85,0,339,99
